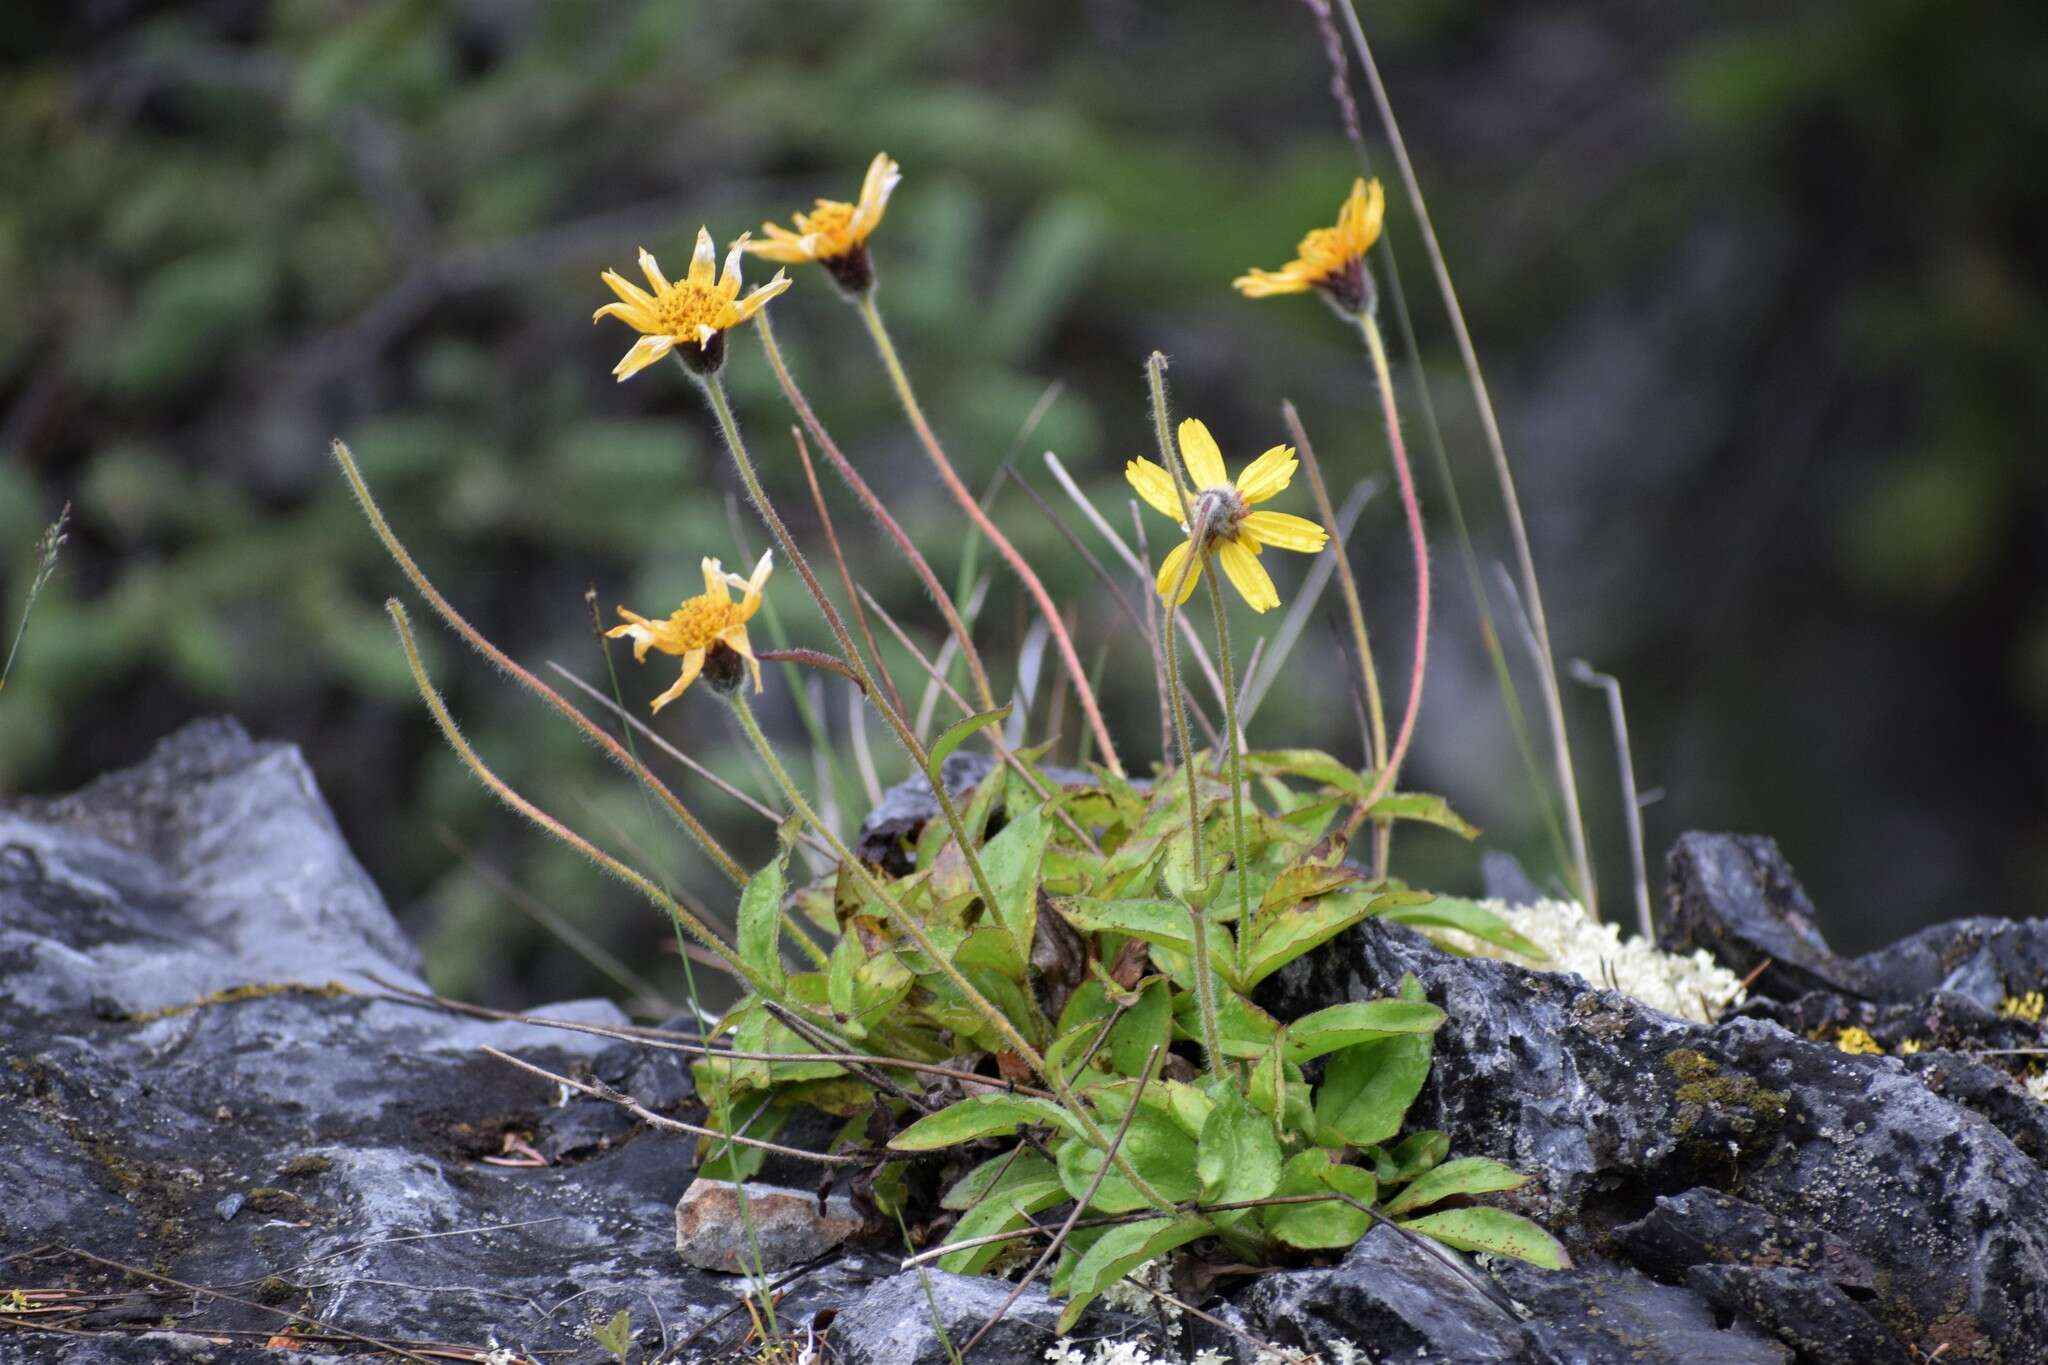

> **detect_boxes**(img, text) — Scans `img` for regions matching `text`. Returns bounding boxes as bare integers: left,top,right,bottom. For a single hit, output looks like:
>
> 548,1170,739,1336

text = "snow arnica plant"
332,61,1584,1359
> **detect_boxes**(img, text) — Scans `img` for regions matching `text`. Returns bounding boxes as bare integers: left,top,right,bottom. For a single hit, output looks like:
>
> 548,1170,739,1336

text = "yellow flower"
1898,1038,1923,1055
607,553,773,711
1125,418,1328,614
1833,1025,1883,1056
1233,177,1385,316
747,152,900,264
2000,991,2046,1024
593,229,790,381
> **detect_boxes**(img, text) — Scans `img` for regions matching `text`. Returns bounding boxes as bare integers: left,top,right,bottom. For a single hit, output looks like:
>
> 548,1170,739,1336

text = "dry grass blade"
1331,0,1596,915
1,501,69,694
482,1047,871,1165
1238,472,1379,727
1570,659,1653,939
546,662,837,863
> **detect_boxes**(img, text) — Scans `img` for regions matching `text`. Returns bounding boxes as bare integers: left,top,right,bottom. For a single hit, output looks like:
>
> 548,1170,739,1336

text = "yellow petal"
1124,458,1185,523
855,152,901,237
600,269,658,314
636,247,671,297
1154,539,1202,606
1241,510,1328,553
727,550,773,620
700,557,729,600
718,234,751,300
687,228,718,289
1216,538,1279,613
650,650,706,713
592,300,653,329
722,623,764,693
606,612,656,661
612,333,674,382
1234,444,1298,504
733,271,792,322
745,226,813,263
1345,178,1386,254
1232,268,1310,298
1177,418,1228,490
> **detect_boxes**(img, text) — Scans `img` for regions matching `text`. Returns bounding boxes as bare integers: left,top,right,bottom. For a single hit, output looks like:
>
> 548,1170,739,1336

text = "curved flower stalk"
609,553,773,711
1126,417,1328,612
749,152,1126,775
594,229,790,380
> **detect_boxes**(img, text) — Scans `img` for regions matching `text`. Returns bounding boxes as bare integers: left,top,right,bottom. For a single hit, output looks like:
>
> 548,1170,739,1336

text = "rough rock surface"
12,727,2048,1364
1,721,898,1364
1260,836,2048,1362
673,1178,861,1273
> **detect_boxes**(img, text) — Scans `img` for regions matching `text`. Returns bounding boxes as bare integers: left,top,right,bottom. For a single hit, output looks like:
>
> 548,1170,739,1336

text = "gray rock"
1659,832,1878,1002
1497,1256,1793,1365
831,1269,1075,1365
1687,1264,1912,1365
1853,916,2048,1010
1610,1188,1874,1291
1259,908,2048,1361
0,720,888,1363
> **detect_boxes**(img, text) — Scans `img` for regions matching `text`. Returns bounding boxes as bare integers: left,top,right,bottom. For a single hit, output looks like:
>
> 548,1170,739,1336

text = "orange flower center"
797,201,858,254
652,282,731,338
666,593,734,651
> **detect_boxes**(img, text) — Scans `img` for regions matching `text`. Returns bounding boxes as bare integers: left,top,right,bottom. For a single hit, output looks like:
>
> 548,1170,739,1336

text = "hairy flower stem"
386,600,771,994
1343,314,1429,842
726,692,1173,1209
333,440,747,887
1282,402,1392,878
693,367,1001,924
1146,353,1229,1085
856,292,1125,776
1203,569,1255,978
754,312,997,714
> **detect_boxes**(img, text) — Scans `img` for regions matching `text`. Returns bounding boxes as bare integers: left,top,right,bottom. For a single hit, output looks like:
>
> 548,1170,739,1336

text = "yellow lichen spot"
1898,1038,1923,1055
1999,991,2045,1024
1834,1025,1883,1056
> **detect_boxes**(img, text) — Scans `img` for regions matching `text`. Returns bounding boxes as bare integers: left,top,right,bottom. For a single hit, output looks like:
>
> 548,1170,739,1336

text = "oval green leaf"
1400,1206,1571,1270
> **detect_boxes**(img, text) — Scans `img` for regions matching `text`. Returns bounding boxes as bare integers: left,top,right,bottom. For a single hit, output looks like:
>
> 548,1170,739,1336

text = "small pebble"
216,1193,245,1222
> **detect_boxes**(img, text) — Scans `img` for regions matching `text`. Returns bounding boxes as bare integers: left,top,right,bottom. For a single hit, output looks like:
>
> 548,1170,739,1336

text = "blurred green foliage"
3,0,2043,1005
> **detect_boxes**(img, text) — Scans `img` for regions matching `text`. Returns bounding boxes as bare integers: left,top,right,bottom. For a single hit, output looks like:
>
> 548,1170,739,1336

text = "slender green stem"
1145,353,1228,1084
1342,315,1429,842
855,291,1124,775
385,599,771,995
333,439,747,887
1203,568,1254,979
694,366,1002,926
1281,402,1391,878
727,691,1174,1210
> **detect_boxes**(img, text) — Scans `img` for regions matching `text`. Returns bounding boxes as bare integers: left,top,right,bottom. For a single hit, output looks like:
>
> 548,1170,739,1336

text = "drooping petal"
726,551,773,619
1241,510,1329,553
1177,419,1229,490
687,228,718,289
1234,444,1298,504
1154,539,1202,606
1233,267,1310,298
607,610,658,662
599,269,658,315
612,333,675,382
1124,458,1186,523
650,650,706,713
1216,538,1280,612
721,623,764,693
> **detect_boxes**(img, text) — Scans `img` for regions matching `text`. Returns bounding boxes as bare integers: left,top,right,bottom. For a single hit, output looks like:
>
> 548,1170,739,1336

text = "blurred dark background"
4,0,2044,1010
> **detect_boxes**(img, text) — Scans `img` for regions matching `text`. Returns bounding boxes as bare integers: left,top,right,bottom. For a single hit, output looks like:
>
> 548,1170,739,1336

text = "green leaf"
1055,1214,1212,1333
736,848,789,994
1056,1096,1200,1213
1243,749,1370,798
1377,1129,1450,1185
592,1309,632,1363
1105,977,1173,1080
1171,986,1280,1058
939,1153,1067,1275
926,704,1012,777
1262,1149,1377,1250
1380,896,1548,961
1244,892,1385,987
979,794,1057,961
1196,1085,1283,1206
1314,1030,1434,1149
1401,1207,1571,1270
1365,792,1481,840
1260,860,1364,914
1383,1156,1531,1216
1284,999,1445,1064
888,1094,1079,1150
